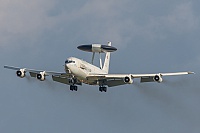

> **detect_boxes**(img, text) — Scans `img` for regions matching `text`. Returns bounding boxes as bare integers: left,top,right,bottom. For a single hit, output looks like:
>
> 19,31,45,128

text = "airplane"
4,42,194,92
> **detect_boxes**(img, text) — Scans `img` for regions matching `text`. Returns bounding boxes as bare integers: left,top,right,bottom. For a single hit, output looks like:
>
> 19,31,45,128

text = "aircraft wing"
4,65,66,76
4,65,81,85
87,71,194,87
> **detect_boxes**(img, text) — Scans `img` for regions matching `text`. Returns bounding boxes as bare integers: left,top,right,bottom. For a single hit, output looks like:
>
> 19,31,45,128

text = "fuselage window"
65,60,75,64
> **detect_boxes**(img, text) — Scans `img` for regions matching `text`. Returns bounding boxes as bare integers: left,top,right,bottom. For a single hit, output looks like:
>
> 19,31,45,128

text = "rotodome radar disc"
77,44,117,53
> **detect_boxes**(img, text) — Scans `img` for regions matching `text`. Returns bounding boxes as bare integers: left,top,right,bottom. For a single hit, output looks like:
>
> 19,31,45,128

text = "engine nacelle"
124,75,133,84
153,74,163,83
16,69,25,78
36,71,45,81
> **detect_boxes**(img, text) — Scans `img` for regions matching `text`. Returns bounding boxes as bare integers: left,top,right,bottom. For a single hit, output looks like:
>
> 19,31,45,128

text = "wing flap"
52,75,70,85
106,79,126,87
29,72,37,77
87,74,130,80
140,77,154,83
52,75,82,85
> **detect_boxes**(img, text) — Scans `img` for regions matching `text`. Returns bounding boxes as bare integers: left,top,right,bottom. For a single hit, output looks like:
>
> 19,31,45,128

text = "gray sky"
0,0,200,133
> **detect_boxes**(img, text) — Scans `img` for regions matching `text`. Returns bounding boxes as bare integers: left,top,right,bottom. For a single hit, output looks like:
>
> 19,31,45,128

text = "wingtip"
188,71,195,74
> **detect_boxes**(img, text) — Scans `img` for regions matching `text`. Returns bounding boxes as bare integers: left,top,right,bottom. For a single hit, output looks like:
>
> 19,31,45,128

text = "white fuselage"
65,57,107,85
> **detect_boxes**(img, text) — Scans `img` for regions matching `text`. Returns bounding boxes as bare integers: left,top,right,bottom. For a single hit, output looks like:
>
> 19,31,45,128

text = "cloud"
137,2,199,43
0,0,57,47
75,1,200,48
46,0,134,48
1,1,199,50
160,2,199,33
1,1,200,133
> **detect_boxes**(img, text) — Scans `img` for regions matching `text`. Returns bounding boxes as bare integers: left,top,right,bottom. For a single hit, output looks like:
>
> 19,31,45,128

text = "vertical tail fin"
102,42,111,74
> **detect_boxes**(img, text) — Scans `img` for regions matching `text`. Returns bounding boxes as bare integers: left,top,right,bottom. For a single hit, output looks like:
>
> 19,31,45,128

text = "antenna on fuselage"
92,52,95,64
99,53,102,69
77,42,117,69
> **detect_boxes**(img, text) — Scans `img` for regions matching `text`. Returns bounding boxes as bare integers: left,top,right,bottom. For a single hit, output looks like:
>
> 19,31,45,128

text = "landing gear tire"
104,87,107,92
99,86,107,92
99,87,102,92
74,86,78,91
70,85,78,91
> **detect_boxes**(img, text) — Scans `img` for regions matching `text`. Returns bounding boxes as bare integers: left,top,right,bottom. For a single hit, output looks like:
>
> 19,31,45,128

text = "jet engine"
153,74,163,83
36,71,45,81
124,75,133,84
16,69,26,78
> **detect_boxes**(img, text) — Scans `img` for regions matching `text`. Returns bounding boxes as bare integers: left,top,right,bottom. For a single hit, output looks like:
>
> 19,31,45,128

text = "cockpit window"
65,60,75,64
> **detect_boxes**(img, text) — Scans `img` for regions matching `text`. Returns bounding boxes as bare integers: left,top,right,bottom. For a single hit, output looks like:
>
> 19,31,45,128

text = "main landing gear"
70,85,78,91
68,78,78,91
99,86,107,92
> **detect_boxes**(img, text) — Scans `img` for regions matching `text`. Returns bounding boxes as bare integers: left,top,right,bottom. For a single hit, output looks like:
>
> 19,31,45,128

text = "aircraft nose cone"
66,64,70,68
65,63,70,69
